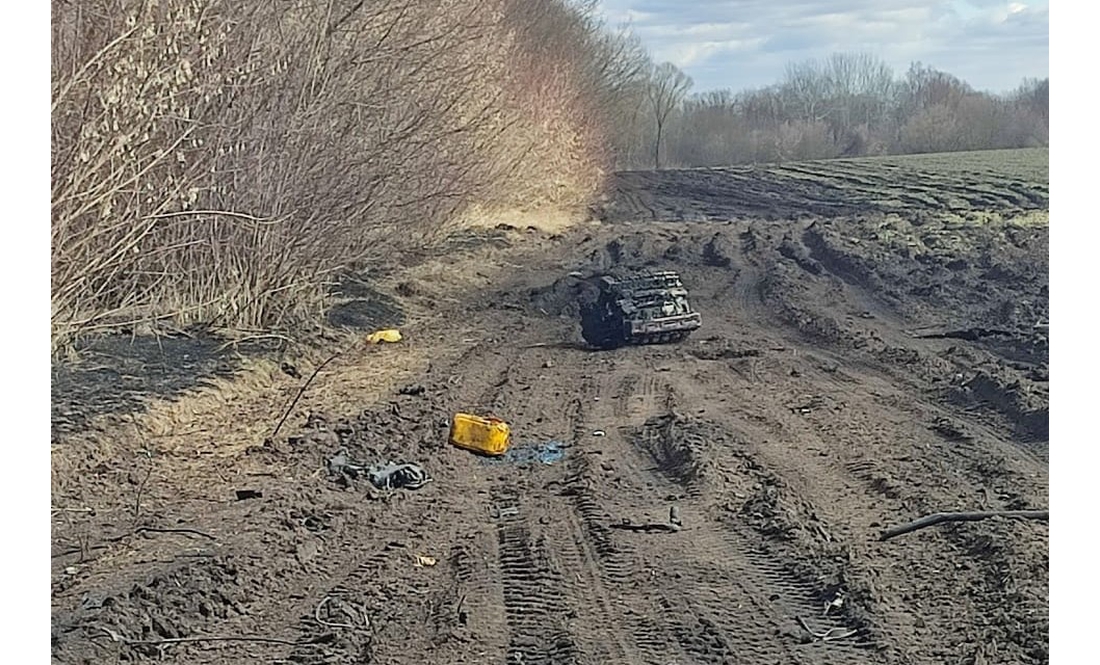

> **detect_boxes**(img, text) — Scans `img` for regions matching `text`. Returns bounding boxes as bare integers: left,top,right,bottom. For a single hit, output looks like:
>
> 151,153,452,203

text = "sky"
593,0,1049,94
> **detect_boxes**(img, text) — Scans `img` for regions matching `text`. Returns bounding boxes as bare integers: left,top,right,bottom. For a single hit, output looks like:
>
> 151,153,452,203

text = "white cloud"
593,0,1048,93
659,38,767,68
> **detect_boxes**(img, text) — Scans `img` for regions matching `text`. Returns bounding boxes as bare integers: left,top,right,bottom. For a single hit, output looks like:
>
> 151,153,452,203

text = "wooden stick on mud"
269,351,341,444
879,510,1049,541
52,527,215,560
135,527,217,540
117,633,329,648
132,464,154,522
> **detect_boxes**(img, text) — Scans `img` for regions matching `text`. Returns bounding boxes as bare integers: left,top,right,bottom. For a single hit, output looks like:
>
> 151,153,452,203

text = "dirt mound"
527,274,595,318
634,414,709,486
52,558,249,662
701,232,736,267
631,415,788,499
326,278,407,331
949,369,1049,447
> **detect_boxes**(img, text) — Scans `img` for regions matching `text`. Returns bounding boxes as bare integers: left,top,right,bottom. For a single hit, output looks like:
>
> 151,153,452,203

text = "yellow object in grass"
449,413,511,456
366,329,402,344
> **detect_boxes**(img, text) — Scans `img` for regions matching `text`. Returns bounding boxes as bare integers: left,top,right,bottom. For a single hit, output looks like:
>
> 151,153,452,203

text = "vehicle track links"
579,270,702,350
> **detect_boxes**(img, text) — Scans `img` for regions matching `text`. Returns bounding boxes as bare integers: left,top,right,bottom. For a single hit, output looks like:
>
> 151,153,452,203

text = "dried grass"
49,227,561,502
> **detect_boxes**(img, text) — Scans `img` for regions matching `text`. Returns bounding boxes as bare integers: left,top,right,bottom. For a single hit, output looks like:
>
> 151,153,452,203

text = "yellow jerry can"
449,413,511,456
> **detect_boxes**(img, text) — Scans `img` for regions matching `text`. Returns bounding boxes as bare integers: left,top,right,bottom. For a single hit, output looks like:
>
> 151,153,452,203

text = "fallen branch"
53,526,216,560
52,544,109,559
110,631,330,648
879,510,1049,541
269,351,342,444
135,527,217,540
609,521,681,534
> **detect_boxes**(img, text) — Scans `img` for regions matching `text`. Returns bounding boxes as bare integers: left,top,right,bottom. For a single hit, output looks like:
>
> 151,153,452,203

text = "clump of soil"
634,414,712,486
53,558,249,662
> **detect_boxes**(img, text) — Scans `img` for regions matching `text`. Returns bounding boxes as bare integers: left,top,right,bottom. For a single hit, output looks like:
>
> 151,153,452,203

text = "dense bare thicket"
479,0,651,209
611,53,1049,169
51,0,643,350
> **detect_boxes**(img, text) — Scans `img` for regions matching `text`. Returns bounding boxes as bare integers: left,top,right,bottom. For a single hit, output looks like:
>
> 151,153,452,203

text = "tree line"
608,51,1048,169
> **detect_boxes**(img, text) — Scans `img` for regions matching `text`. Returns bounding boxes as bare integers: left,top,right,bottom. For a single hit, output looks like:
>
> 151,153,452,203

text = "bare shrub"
773,120,842,162
899,104,963,154
51,0,628,351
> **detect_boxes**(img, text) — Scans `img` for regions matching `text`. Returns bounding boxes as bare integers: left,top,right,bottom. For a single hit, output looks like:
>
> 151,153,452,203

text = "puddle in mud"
482,440,567,466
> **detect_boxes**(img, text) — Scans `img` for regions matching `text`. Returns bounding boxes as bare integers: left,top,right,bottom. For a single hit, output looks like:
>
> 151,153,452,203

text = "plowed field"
51,148,1049,665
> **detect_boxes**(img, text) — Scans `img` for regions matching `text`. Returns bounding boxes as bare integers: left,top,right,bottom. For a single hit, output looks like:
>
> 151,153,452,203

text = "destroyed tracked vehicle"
580,270,702,349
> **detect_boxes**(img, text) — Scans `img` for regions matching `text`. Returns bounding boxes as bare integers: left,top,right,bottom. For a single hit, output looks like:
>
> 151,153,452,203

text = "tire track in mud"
466,341,588,664
612,374,638,417
604,161,1045,224
285,541,407,664
614,370,664,422
563,458,690,664
774,162,1045,213
623,386,878,664
681,348,1045,663
720,525,877,657
447,530,509,662
550,372,649,663
491,487,581,665
594,392,791,664
281,329,535,665
285,281,917,665
479,355,650,664
552,362,877,665
560,371,695,664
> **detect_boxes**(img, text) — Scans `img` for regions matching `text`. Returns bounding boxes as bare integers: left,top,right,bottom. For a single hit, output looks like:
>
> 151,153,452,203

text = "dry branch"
110,631,330,648
134,527,217,540
269,351,342,444
879,510,1049,541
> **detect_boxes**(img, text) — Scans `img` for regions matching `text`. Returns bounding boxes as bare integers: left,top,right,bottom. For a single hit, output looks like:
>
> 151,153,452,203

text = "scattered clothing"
327,452,431,491
367,461,431,490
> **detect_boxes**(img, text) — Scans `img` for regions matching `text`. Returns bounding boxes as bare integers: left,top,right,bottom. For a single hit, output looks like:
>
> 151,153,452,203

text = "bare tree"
780,53,898,141
1013,77,1049,126
901,62,972,114
782,60,829,122
645,62,692,168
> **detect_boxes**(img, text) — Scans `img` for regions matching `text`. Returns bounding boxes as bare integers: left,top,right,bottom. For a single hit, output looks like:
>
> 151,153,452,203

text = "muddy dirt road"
52,156,1048,665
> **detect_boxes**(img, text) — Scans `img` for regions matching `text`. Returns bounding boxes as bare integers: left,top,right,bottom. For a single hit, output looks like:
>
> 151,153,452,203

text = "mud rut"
272,326,878,665
53,180,1048,664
